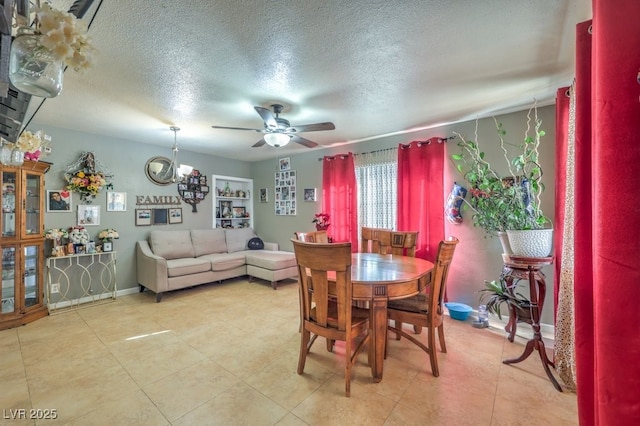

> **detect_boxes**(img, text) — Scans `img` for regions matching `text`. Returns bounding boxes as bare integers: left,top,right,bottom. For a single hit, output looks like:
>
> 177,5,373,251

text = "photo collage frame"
274,170,296,216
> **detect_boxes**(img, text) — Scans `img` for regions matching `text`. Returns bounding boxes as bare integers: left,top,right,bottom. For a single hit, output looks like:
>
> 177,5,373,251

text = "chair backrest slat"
379,230,419,257
294,230,329,243
428,237,459,317
360,227,386,253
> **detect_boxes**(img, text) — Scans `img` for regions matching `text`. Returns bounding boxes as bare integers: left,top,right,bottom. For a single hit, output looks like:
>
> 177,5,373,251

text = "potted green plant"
451,102,552,257
478,279,531,320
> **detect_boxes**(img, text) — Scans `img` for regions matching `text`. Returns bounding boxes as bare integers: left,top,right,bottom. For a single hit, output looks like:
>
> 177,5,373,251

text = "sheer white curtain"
354,148,398,231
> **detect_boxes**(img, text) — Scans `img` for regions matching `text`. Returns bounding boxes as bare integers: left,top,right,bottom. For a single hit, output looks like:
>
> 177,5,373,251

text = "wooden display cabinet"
1,160,50,330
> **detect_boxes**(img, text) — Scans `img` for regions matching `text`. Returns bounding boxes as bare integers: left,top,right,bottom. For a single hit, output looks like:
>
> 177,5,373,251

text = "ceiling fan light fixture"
264,133,291,147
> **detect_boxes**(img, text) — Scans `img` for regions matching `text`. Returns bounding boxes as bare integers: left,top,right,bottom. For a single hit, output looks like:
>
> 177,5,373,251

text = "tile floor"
0,277,578,425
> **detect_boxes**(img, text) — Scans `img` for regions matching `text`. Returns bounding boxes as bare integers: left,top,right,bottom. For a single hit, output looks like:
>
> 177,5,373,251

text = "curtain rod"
317,136,455,161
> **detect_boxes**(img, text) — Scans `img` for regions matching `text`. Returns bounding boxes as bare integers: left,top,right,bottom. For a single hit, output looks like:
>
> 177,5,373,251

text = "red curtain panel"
571,1,640,423
396,139,444,262
321,153,358,251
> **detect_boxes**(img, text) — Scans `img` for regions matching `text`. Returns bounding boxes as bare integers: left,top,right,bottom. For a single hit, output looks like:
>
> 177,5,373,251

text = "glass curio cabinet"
1,159,50,330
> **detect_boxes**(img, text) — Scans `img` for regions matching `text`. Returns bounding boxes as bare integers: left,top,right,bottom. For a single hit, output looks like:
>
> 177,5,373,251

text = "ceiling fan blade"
285,122,335,133
291,135,318,148
254,106,278,129
252,138,266,148
211,125,264,132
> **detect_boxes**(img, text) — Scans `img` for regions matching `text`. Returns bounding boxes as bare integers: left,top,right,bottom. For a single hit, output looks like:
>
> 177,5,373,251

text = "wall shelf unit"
212,175,253,229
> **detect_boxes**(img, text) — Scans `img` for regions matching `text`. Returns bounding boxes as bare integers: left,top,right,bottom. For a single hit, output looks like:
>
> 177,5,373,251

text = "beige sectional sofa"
136,228,298,301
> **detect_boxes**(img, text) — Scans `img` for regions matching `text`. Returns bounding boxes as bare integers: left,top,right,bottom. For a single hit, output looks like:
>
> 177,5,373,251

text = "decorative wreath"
64,152,113,201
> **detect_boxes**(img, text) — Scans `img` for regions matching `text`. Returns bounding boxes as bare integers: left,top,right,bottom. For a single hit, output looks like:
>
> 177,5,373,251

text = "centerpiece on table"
98,228,119,252
451,102,552,257
9,1,95,98
312,213,330,231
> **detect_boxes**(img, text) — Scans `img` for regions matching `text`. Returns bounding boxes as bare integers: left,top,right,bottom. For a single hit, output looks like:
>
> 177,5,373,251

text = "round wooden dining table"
348,253,434,382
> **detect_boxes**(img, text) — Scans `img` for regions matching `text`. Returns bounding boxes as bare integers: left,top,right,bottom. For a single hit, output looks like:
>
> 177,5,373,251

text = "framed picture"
85,241,96,254
153,208,168,225
102,241,112,252
183,191,194,199
200,185,209,193
106,191,127,211
221,219,232,228
46,190,72,212
220,200,233,218
195,192,205,200
232,206,246,218
177,183,188,191
303,188,317,202
135,209,152,226
169,208,183,224
279,157,290,171
77,205,100,226
259,188,268,203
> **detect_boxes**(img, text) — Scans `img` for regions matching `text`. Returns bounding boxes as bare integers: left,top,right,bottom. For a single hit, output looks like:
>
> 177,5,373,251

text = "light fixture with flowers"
9,1,96,98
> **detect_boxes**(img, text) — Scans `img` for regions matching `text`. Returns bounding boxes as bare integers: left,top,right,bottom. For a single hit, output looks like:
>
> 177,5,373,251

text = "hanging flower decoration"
27,2,96,72
64,152,113,202
2,130,52,160
98,228,119,242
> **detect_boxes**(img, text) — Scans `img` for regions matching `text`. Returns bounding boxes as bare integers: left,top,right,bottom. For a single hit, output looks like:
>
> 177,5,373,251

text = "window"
354,148,397,232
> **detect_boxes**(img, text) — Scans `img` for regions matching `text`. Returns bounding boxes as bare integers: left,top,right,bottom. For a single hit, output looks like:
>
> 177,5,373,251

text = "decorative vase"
315,225,329,231
10,149,25,166
0,142,12,165
506,229,553,258
9,29,64,98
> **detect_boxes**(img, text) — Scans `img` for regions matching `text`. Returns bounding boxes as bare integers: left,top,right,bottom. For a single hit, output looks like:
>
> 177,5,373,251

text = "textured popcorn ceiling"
26,0,591,161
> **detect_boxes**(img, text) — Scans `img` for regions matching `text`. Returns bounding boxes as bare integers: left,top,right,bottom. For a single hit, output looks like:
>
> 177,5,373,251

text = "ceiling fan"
211,104,335,148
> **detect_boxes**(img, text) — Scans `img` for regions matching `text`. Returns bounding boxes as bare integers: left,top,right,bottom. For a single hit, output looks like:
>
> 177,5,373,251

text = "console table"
501,255,561,392
45,252,117,313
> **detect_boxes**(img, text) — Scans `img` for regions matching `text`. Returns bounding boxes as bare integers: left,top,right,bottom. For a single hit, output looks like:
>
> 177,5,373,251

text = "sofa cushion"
150,230,195,260
245,250,297,270
225,228,258,253
166,258,211,277
191,229,227,257
199,252,247,271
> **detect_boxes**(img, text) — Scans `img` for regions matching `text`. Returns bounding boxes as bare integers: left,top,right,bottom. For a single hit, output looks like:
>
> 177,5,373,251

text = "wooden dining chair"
378,230,419,257
292,239,371,397
360,227,386,253
294,230,329,243
386,237,459,377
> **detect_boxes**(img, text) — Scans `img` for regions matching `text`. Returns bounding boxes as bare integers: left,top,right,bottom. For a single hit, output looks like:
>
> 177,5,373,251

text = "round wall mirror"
145,156,175,185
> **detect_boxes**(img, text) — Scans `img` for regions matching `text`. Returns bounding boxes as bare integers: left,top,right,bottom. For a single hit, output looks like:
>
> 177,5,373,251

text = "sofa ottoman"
246,251,298,289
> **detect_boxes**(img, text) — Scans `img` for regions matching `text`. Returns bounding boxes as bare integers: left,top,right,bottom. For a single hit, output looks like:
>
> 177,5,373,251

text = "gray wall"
251,105,557,322
36,124,250,291
36,105,556,323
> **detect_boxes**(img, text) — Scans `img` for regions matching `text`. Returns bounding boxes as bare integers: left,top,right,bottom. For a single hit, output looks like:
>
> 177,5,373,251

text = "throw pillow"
248,237,264,250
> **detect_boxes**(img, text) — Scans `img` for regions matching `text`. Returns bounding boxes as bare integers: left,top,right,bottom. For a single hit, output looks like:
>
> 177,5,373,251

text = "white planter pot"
506,229,553,258
497,231,512,255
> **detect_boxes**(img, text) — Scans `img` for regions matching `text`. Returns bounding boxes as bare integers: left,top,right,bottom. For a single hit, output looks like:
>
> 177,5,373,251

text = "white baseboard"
454,310,555,343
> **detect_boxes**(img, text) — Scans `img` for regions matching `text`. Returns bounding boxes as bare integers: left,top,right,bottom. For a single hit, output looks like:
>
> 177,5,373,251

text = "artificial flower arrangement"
68,226,90,244
1,130,52,161
312,212,330,230
44,228,68,241
66,170,107,197
64,152,113,201
98,228,119,241
27,2,95,71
